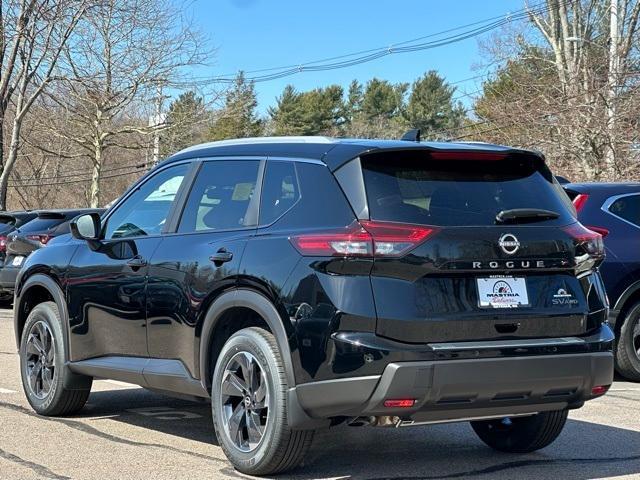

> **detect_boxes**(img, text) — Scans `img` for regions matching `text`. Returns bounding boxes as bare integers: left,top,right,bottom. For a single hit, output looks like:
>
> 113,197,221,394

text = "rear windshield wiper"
495,208,560,224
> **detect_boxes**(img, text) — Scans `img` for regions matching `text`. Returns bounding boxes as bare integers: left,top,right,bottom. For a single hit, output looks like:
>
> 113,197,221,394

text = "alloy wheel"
220,351,270,452
24,321,56,399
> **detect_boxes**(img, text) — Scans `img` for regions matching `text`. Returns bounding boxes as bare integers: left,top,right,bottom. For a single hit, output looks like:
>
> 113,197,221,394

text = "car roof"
164,136,544,171
564,182,640,194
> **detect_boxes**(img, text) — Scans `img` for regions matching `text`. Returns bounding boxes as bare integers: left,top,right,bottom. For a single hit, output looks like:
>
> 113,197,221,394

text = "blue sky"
184,0,524,113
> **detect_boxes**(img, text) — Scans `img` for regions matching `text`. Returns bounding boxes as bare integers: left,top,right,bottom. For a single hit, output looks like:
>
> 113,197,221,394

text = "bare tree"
42,0,208,207
525,0,640,178
0,0,92,209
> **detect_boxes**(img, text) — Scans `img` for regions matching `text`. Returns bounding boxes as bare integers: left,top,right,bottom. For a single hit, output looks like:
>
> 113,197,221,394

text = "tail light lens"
289,221,438,258
572,193,589,212
0,235,6,253
383,399,416,408
591,385,610,396
563,223,605,260
27,234,52,245
585,225,609,238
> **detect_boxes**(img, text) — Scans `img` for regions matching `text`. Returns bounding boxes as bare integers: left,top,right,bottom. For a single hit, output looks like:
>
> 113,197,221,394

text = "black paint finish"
13,138,612,416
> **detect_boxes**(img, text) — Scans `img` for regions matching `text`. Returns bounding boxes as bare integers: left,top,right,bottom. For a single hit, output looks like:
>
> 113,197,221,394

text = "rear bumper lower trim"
295,351,614,421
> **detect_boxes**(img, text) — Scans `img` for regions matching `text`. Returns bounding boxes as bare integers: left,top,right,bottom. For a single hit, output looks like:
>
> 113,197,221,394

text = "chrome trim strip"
429,337,585,350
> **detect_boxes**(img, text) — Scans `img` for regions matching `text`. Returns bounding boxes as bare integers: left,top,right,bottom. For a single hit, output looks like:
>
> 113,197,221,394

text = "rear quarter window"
608,195,640,227
361,150,575,226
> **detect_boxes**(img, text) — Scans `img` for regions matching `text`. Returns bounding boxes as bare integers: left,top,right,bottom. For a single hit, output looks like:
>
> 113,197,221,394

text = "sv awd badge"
552,288,578,306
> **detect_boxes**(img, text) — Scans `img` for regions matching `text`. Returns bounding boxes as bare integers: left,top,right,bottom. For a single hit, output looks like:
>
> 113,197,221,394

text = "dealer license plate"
477,277,529,308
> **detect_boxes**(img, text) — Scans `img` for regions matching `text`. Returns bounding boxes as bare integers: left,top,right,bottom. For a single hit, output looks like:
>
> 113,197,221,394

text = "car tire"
471,410,568,453
615,302,640,381
211,327,315,475
19,301,92,416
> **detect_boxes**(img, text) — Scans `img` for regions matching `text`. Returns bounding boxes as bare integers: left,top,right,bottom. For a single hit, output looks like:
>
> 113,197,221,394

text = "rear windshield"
0,218,16,234
361,151,574,226
18,217,65,233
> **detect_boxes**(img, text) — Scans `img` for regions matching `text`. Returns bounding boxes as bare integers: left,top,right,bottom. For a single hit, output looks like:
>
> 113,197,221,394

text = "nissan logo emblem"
498,233,520,255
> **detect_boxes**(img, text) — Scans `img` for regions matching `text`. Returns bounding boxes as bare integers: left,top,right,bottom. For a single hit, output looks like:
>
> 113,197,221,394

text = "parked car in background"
0,211,38,304
0,209,104,303
0,211,38,263
564,182,640,380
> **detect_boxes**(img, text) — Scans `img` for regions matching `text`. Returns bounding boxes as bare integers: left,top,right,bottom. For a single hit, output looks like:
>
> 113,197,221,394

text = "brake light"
289,221,438,258
572,193,589,212
383,399,416,408
591,385,610,396
27,234,52,245
0,235,6,253
563,223,604,258
585,225,609,238
429,151,507,161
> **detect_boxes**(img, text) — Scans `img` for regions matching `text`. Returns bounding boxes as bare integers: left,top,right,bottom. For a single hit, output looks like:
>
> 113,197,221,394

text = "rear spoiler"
37,211,66,220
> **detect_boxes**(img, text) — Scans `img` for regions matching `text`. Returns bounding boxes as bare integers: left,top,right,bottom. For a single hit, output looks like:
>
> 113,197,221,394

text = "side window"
259,161,300,225
609,195,640,227
178,160,260,233
105,164,188,239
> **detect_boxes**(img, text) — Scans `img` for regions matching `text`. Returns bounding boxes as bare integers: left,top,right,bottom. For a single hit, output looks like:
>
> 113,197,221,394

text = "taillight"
289,221,438,258
572,193,589,212
563,223,604,259
428,151,508,161
0,235,6,253
383,399,416,408
591,385,610,396
27,234,52,245
585,225,609,238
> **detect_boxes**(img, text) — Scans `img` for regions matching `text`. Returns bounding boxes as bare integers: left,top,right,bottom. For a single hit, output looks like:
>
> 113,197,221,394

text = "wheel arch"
611,279,640,334
198,288,296,391
14,274,69,353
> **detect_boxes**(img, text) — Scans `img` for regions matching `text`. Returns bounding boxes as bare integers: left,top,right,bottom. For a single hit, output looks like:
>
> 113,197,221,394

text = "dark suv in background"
0,211,38,304
564,182,640,380
0,209,103,302
14,137,613,475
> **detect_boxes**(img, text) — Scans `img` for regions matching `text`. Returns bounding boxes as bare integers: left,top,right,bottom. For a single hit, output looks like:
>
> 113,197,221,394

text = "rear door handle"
126,255,148,269
210,248,233,266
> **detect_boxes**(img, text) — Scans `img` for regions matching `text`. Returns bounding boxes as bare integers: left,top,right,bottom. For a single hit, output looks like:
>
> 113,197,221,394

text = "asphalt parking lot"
1,309,639,480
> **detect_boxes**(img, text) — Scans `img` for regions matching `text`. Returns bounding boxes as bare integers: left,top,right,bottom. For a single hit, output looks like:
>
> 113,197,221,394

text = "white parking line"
0,387,17,394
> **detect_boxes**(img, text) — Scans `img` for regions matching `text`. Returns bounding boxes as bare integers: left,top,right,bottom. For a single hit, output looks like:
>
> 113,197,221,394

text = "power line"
191,1,558,84
9,166,148,188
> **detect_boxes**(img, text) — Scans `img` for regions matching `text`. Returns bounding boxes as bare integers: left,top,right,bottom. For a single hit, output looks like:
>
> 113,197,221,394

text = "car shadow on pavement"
79,388,640,480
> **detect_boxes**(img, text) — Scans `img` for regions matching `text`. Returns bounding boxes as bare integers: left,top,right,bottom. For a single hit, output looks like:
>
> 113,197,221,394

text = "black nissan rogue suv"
14,136,614,475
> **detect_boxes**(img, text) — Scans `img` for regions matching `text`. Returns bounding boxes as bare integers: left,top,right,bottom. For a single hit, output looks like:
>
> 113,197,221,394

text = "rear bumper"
294,327,614,422
0,265,19,293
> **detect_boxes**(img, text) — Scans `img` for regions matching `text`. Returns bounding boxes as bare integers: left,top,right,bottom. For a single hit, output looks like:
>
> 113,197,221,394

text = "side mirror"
70,213,102,241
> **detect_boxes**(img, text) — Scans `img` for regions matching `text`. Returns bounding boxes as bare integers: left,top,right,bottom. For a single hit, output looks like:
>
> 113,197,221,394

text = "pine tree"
269,84,344,135
269,85,306,135
405,71,465,139
210,72,263,140
161,91,209,157
361,78,408,120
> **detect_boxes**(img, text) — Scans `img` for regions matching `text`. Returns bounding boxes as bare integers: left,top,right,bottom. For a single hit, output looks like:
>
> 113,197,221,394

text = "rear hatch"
6,211,68,257
358,149,605,343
